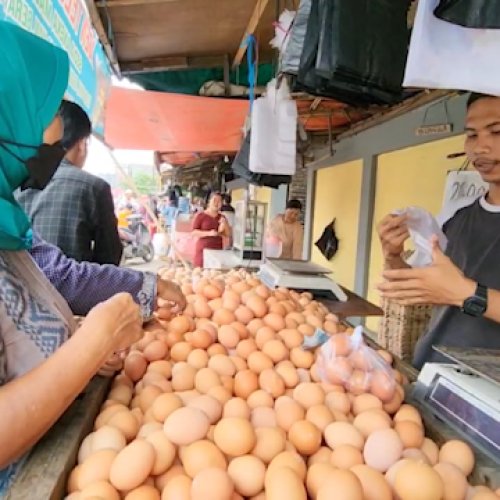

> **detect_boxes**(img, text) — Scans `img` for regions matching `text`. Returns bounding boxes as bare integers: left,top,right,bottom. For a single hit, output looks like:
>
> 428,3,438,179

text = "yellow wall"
311,160,363,290
231,187,272,222
365,134,465,329
231,189,245,202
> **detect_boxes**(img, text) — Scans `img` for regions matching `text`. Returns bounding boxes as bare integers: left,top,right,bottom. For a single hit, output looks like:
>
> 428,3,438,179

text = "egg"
154,464,185,491
352,393,383,416
251,427,286,463
223,397,251,419
330,444,364,469
324,391,351,414
194,297,213,319
78,449,118,489
181,440,227,478
191,468,234,500
350,464,393,500
171,364,197,392
234,370,259,399
234,305,254,325
161,474,191,500
144,430,176,476
107,410,140,441
231,321,249,340
263,313,286,331
187,349,210,369
352,409,392,438
275,361,300,389
262,339,288,363
308,447,333,467
108,385,133,406
306,463,336,498
267,451,307,481
251,407,277,428
402,448,431,463
137,422,163,439
207,385,232,405
124,353,148,382
247,351,274,374
394,460,444,500
208,354,236,377
247,389,275,409
383,384,404,414
151,393,183,423
255,327,276,349
190,330,214,350
195,368,222,394
394,404,423,427
298,324,315,337
169,315,193,335
188,395,222,424
265,466,307,500
109,439,155,491
143,340,168,363
214,417,256,457
170,342,194,362
228,455,266,497
259,369,286,398
470,487,500,499
363,428,403,472
290,348,315,369
395,420,425,449
288,420,322,456
325,356,353,385
231,355,247,372
147,360,172,378
218,325,240,349
370,370,396,402
91,426,127,454
124,485,160,500
207,343,228,357
236,339,258,359
316,469,364,500
324,421,365,451
164,407,210,445
346,370,372,395
330,334,352,357
438,440,475,476
213,308,237,326
79,481,121,500
305,405,334,432
421,438,440,465
434,462,468,500
278,329,303,349
275,398,305,432
247,318,265,336
293,382,325,408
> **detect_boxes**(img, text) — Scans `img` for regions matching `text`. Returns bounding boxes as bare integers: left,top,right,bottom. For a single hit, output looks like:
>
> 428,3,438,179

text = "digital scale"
413,347,500,464
258,258,348,302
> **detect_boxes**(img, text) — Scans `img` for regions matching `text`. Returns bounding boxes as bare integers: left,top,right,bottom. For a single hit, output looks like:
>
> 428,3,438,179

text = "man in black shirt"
377,93,500,368
17,101,122,265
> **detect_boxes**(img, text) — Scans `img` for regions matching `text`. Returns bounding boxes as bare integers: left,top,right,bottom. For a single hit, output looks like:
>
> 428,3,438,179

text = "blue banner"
0,0,112,135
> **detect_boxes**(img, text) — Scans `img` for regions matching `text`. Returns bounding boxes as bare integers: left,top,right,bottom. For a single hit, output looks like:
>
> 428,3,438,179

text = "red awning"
104,87,249,152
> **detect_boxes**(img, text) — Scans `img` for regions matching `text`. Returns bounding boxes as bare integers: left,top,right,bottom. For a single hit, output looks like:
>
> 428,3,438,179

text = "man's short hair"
286,199,302,211
467,92,496,109
59,100,92,150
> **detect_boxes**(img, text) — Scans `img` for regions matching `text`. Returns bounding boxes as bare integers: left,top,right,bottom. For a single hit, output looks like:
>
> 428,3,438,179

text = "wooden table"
320,286,383,319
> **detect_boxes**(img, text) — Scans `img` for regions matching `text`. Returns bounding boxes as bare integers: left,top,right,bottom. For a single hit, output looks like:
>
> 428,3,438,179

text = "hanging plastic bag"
392,206,447,268
315,218,339,261
249,78,297,176
404,0,500,96
270,9,296,55
434,0,500,29
317,326,396,401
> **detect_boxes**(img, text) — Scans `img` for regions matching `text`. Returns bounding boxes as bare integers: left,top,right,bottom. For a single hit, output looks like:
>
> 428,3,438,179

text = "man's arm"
292,224,304,260
92,181,123,265
377,214,411,270
30,233,156,319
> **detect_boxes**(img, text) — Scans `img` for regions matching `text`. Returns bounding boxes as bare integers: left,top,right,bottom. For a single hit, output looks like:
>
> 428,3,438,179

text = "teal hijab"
0,21,69,251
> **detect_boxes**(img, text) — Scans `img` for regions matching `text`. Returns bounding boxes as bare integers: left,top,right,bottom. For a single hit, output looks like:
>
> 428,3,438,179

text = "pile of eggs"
65,268,500,500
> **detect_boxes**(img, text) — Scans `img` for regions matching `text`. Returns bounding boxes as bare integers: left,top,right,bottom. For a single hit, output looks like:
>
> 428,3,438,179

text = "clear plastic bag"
317,326,396,401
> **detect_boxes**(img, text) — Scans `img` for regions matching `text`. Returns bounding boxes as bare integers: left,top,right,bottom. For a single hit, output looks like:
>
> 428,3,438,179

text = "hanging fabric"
434,0,500,29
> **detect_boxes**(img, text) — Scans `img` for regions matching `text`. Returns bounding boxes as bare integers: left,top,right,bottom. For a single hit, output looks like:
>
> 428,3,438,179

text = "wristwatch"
462,283,488,317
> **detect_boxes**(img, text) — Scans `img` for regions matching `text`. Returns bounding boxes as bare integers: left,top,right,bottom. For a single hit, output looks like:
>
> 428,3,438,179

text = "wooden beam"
84,0,120,75
96,0,180,7
232,0,271,69
122,54,226,74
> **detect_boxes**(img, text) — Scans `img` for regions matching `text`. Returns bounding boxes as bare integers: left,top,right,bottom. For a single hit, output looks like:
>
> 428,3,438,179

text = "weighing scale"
413,346,500,464
258,259,348,302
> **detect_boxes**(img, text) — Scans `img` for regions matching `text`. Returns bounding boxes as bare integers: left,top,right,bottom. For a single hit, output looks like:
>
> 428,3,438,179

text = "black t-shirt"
413,198,500,369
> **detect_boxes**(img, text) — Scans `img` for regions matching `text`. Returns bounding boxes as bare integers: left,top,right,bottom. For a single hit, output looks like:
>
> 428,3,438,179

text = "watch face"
463,297,487,316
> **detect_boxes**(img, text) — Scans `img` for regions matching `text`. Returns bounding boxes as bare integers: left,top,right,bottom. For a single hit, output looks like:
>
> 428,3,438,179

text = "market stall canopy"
104,86,248,152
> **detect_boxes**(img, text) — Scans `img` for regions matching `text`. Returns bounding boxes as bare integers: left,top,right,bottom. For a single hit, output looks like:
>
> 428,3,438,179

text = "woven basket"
377,298,433,362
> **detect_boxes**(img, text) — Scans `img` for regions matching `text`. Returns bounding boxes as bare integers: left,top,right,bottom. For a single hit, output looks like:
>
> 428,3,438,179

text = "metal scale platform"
258,259,348,302
413,347,500,464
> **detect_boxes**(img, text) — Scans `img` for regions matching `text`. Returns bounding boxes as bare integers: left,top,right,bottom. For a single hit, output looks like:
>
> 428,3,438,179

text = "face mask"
0,138,66,190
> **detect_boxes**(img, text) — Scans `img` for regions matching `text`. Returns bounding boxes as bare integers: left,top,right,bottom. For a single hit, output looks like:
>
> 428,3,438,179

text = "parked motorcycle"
119,213,155,263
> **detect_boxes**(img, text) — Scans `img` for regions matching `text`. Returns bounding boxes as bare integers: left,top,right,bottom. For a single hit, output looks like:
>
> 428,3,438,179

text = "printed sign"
0,0,111,135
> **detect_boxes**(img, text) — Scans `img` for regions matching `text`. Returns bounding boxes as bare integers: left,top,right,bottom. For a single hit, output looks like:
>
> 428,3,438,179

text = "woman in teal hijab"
0,21,142,492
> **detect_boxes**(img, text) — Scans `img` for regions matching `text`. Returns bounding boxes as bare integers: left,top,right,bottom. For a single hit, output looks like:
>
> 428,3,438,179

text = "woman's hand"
156,278,187,320
98,352,124,377
83,293,143,353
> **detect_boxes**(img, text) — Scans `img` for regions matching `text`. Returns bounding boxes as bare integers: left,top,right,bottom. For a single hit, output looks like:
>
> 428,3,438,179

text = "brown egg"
278,329,303,349
383,384,404,414
316,469,364,500
265,466,307,500
107,410,140,442
370,370,396,403
247,389,275,409
246,296,268,319
231,321,249,340
251,427,287,463
169,315,193,335
263,313,286,331
269,302,287,316
255,327,276,349
217,325,240,349
108,385,133,406
353,409,392,438
170,342,193,362
251,407,277,428
421,438,440,465
124,484,160,500
208,298,223,313
324,421,365,451
124,353,148,382
325,356,353,385
207,343,228,356
394,404,423,427
288,420,322,456
290,348,314,369
323,320,339,335
364,428,403,472
231,355,247,372
224,397,251,419
351,464,392,500
161,474,191,500
203,283,223,300
213,308,237,326
79,481,120,500
207,385,232,405
78,449,117,489
247,351,274,374
298,324,315,337
171,364,197,392
188,395,223,424
191,468,234,500
394,460,444,500
194,297,213,319
305,405,334,432
164,407,210,445
147,360,172,378
151,393,183,423
346,370,372,395
439,440,475,476
293,382,325,409
352,393,383,416
190,330,214,350
254,284,271,299
143,340,168,363
195,367,222,394
234,369,259,399
395,420,425,449
262,339,289,363
137,422,163,439
330,335,352,357
181,440,227,478
91,425,127,454
154,464,185,491
208,354,236,377
187,349,209,369
267,451,307,481
228,455,266,497
349,349,374,371
247,319,265,336
325,391,351,414
306,463,337,498
259,369,286,398
330,444,364,469
109,439,155,491
236,338,258,359
214,418,256,457
138,385,163,413
234,305,254,325
275,398,305,432
275,361,300,389
433,463,468,500
176,389,202,405
307,447,332,467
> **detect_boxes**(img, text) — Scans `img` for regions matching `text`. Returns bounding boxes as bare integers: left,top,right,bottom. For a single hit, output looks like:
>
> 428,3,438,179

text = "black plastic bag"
315,219,339,261
231,132,292,189
434,0,500,29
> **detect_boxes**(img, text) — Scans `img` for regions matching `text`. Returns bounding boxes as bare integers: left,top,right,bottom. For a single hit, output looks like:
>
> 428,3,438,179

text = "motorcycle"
119,213,155,263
